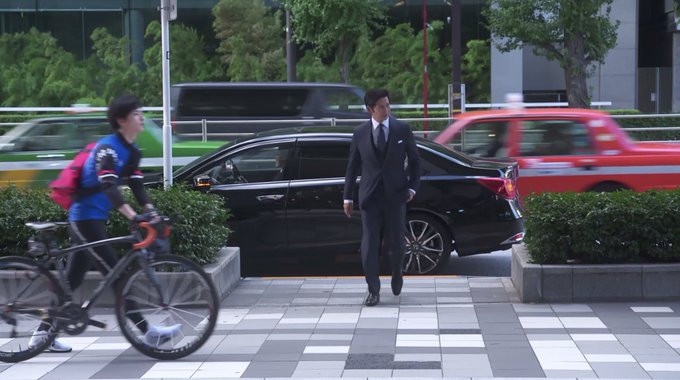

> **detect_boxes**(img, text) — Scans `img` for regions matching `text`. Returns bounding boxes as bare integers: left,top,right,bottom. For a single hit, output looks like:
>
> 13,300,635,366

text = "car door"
286,138,362,257
187,140,294,264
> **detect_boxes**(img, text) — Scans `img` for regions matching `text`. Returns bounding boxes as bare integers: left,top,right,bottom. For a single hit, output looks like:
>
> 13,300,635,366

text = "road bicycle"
0,216,219,363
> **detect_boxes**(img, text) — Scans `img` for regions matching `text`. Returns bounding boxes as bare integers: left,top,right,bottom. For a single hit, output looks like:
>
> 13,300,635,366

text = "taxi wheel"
589,182,628,193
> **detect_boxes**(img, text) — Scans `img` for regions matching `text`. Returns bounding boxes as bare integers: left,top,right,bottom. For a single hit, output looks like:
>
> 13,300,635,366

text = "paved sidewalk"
3,276,680,379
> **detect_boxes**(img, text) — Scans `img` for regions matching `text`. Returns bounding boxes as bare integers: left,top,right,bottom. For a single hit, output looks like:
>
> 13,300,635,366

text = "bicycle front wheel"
115,255,219,360
0,256,64,363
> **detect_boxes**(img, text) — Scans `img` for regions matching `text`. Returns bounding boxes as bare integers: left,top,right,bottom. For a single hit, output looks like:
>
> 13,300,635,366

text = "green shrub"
524,189,680,264
613,116,680,141
0,186,68,256
0,185,230,265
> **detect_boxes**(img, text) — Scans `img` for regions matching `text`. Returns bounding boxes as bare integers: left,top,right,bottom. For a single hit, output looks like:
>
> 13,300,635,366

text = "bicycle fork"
138,252,167,307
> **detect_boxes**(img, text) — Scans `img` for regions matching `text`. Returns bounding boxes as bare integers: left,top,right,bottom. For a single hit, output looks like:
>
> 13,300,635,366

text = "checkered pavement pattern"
3,276,680,379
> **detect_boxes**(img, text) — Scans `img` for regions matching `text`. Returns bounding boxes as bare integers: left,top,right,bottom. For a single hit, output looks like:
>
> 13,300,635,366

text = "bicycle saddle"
25,222,68,231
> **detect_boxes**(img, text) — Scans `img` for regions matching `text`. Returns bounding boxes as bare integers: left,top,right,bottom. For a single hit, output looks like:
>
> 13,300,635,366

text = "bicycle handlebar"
132,222,157,249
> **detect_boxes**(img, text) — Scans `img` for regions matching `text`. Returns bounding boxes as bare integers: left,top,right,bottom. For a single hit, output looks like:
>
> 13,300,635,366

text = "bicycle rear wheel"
115,255,219,360
0,256,64,363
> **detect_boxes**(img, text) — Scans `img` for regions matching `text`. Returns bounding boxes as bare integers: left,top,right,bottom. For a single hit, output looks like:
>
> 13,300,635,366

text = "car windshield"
0,116,179,152
145,118,181,144
0,123,34,151
173,139,237,178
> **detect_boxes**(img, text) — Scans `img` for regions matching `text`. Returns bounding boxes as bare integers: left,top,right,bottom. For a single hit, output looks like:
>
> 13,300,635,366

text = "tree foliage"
89,27,145,104
485,0,619,108
352,22,451,104
212,0,285,81
143,21,223,105
296,51,341,83
285,0,383,83
462,39,490,103
0,28,94,106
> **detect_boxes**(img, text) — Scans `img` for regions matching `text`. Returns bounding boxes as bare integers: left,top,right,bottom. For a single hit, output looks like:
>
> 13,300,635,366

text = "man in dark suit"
343,88,420,306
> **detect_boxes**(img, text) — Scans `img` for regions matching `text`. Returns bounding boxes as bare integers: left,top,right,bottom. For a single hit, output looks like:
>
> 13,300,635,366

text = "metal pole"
423,0,429,133
451,0,461,114
161,0,173,189
286,9,296,82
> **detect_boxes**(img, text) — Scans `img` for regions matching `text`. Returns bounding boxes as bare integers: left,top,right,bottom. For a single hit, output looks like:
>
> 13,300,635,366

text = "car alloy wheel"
403,214,451,275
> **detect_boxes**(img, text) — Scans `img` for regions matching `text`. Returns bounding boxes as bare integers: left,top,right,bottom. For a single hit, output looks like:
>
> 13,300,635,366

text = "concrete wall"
522,48,564,92
490,42,523,103
588,0,638,109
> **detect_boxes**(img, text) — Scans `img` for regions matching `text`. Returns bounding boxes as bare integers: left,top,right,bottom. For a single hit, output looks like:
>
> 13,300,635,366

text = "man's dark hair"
107,94,142,130
364,88,390,108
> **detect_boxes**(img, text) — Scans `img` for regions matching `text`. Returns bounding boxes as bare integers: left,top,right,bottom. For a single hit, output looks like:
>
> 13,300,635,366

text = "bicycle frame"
36,222,164,318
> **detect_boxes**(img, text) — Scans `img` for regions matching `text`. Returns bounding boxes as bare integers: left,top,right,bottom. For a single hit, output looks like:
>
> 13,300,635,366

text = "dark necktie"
377,123,386,155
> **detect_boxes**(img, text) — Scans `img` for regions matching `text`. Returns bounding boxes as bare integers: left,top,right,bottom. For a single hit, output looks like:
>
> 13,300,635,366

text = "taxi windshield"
0,123,40,151
144,118,181,144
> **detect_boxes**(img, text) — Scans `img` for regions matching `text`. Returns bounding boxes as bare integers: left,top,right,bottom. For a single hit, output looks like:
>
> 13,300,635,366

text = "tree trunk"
338,38,351,83
564,31,590,108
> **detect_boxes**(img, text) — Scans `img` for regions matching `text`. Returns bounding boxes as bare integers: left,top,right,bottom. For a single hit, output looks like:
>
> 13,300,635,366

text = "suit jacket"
343,117,420,209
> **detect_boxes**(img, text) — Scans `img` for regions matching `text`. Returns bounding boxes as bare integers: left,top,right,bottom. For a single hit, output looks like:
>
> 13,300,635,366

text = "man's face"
117,109,145,134
367,96,390,123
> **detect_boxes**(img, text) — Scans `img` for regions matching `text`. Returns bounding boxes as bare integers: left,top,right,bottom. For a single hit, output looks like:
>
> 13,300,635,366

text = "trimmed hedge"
524,189,680,264
0,185,230,265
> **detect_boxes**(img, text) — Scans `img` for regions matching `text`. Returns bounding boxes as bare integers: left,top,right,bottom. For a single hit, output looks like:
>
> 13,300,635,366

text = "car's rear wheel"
589,182,628,192
403,214,452,275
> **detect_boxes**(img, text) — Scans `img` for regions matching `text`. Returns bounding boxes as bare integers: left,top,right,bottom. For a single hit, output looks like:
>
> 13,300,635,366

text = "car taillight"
477,177,517,200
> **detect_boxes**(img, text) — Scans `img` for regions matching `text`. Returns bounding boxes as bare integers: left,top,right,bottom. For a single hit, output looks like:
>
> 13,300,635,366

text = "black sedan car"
169,128,524,275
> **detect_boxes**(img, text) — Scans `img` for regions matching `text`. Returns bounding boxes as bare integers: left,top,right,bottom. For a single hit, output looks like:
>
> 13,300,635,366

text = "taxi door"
513,118,600,196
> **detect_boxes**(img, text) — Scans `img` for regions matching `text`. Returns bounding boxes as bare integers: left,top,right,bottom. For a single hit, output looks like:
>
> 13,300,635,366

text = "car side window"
178,88,308,117
519,120,594,156
323,89,366,114
77,120,110,147
451,121,509,158
201,143,293,184
19,121,75,151
296,142,350,180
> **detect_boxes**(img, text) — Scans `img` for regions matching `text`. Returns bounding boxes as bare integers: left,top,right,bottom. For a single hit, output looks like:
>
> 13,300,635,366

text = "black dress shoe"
391,275,403,296
364,292,380,306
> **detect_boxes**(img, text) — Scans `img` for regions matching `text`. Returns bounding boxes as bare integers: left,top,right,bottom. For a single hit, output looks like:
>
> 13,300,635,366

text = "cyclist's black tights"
38,220,148,333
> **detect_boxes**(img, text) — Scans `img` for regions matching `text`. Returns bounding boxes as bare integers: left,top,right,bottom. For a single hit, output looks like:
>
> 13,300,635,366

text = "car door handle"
36,154,65,159
256,194,284,202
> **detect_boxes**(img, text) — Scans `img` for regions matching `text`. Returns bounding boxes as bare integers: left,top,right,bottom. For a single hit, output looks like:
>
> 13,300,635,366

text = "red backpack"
49,142,100,210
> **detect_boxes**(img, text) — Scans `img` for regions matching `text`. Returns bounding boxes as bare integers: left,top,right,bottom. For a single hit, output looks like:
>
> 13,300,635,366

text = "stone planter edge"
511,244,680,303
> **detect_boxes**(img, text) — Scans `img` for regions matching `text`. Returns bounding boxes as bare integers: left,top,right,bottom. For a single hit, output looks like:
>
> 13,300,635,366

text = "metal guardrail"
2,107,680,142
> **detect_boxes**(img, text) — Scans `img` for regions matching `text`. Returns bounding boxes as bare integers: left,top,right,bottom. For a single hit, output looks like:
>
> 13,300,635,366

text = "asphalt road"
250,249,512,278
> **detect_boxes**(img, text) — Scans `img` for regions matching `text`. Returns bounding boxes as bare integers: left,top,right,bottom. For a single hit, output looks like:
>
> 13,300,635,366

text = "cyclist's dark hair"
364,88,390,109
108,94,142,130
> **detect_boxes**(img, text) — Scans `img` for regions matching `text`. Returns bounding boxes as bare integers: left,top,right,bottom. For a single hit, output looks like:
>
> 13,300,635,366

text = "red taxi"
434,108,680,197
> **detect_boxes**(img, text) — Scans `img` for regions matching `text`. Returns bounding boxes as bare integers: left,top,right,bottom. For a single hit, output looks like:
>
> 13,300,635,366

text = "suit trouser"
360,195,406,294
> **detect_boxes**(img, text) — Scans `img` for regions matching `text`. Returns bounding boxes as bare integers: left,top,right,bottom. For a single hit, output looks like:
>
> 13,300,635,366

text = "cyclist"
30,95,181,352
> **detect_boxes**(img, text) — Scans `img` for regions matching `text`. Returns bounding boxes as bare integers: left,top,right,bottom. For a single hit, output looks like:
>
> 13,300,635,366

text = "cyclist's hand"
144,208,160,223
129,212,160,228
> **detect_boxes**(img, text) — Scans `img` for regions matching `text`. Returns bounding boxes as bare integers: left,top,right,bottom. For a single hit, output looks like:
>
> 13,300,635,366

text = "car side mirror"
193,175,212,190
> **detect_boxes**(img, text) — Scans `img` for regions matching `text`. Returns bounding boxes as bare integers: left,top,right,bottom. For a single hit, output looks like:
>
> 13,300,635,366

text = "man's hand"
343,202,353,218
407,189,415,203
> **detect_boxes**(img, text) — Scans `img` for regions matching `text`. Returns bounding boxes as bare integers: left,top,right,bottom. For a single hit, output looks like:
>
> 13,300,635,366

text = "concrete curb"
511,243,680,303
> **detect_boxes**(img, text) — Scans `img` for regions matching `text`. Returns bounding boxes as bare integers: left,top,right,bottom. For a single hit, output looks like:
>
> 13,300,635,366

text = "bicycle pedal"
88,319,107,329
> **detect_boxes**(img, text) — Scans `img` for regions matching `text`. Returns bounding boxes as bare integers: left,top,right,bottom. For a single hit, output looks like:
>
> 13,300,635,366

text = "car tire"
403,213,452,275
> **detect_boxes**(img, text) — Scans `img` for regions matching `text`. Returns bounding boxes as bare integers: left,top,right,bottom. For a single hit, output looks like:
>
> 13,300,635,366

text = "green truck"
0,114,226,187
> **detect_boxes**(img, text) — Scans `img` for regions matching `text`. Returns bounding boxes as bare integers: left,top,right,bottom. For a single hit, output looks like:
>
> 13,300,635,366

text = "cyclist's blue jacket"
69,132,149,221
